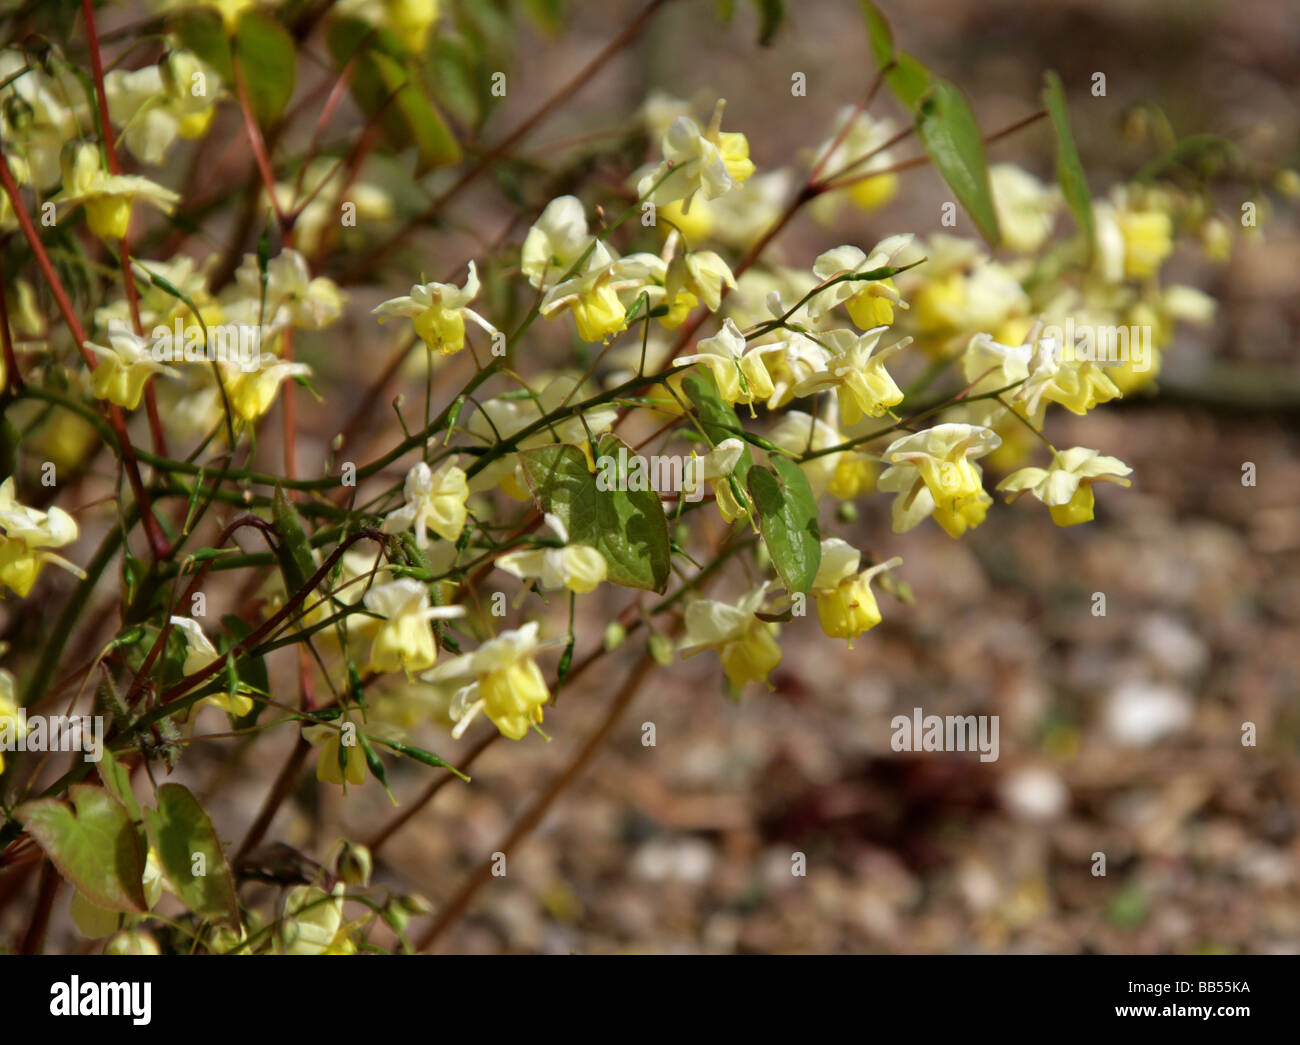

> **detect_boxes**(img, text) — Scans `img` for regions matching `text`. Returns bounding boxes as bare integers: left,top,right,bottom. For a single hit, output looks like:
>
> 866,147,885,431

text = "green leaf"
143,783,240,926
915,78,1001,246
746,456,821,595
233,10,297,126
371,51,463,172
169,8,234,82
517,437,672,593
859,2,931,109
1042,71,1094,249
96,748,140,822
750,0,784,45
326,16,461,173
682,370,753,489
271,485,317,595
16,786,147,912
521,0,567,35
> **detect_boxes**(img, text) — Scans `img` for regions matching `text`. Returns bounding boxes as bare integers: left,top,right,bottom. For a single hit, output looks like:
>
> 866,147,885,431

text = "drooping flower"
235,248,344,331
497,513,607,594
521,195,597,291
0,478,84,597
83,327,171,410
362,578,465,676
218,352,313,425
423,621,563,741
809,539,901,645
381,460,469,548
372,263,496,354
806,236,913,329
677,584,781,690
167,616,254,717
682,437,748,522
997,447,1133,526
673,318,779,409
636,100,754,209
878,423,1001,538
769,409,873,501
538,252,663,343
808,108,901,220
990,164,1059,254
792,326,908,424
51,143,179,241
104,51,222,166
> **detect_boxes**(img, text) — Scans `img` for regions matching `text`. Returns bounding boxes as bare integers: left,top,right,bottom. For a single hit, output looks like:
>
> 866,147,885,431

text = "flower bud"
104,930,160,955
604,621,627,651
336,840,372,887
648,632,674,666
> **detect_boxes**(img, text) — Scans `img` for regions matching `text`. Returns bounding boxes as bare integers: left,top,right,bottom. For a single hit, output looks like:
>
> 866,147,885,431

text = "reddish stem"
0,151,170,559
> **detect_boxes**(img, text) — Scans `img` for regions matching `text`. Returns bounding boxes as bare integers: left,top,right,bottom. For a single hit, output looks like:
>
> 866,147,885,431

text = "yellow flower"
0,667,25,776
236,248,344,331
381,460,469,548
84,327,171,410
104,51,222,165
336,0,441,54
670,251,737,312
465,377,618,497
1117,209,1173,279
998,447,1132,526
681,438,748,523
1093,191,1174,282
808,108,900,221
0,478,84,597
1018,336,1121,418
50,144,178,241
637,101,754,209
362,578,465,676
769,409,859,501
220,353,313,425
879,423,1001,538
168,616,255,717
497,513,607,594
278,884,358,954
806,237,912,329
373,263,494,354
678,584,781,691
424,622,563,740
521,195,596,291
538,252,662,344
792,327,908,424
990,164,1059,254
302,721,367,787
673,318,778,408
811,540,901,645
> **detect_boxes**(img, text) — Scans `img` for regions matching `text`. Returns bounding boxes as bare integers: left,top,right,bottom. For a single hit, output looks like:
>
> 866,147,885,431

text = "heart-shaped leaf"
17,785,147,912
